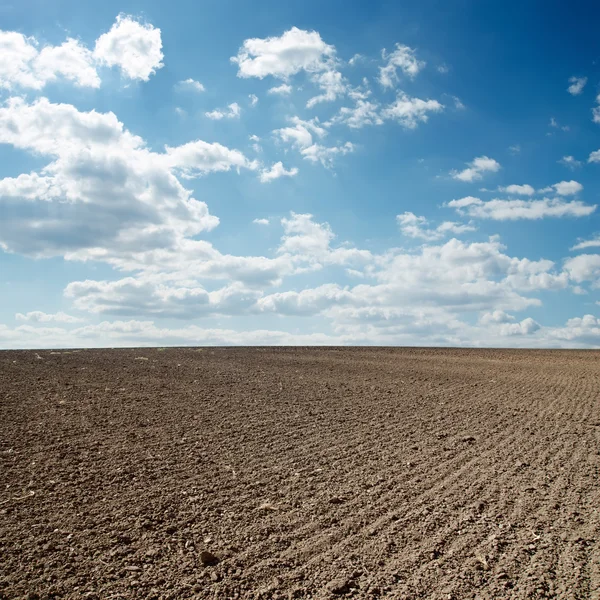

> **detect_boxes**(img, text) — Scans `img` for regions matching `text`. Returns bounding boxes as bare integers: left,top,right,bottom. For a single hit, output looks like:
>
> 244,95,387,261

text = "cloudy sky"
1,0,600,348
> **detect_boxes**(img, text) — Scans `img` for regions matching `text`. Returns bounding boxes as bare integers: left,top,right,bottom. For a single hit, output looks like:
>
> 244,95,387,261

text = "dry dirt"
1,347,599,599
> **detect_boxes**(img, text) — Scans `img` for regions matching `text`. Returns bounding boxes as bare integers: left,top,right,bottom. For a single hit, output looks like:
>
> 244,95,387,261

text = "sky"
1,0,600,349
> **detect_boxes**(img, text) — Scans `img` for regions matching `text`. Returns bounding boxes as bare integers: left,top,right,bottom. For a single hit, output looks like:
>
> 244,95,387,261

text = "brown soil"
1,347,599,599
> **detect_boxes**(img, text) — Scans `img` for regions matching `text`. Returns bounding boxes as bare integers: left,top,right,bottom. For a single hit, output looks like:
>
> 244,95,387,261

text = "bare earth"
1,348,599,599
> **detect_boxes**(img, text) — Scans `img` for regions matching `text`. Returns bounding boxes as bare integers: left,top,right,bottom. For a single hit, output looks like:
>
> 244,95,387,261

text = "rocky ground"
1,347,599,599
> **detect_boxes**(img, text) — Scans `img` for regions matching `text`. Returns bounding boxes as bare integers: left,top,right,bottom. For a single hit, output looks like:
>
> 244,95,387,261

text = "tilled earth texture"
1,348,599,600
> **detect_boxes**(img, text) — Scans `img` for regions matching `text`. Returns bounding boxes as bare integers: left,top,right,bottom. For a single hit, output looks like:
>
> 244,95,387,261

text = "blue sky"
1,0,600,348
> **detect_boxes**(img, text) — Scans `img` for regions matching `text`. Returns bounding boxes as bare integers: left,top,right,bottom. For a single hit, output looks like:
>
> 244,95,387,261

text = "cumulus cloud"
176,78,204,92
563,254,600,284
538,180,583,196
499,317,541,336
451,156,501,182
498,184,535,196
593,95,600,124
329,100,383,129
379,44,425,88
205,102,241,120
567,76,587,96
381,93,444,128
93,14,163,81
559,156,582,170
231,27,336,80
0,31,99,89
15,311,83,323
589,149,600,163
447,196,596,220
268,83,292,95
396,212,475,241
0,97,264,259
253,218,270,225
259,162,299,183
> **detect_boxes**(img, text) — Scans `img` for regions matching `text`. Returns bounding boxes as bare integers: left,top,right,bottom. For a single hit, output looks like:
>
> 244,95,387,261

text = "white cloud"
15,311,83,323
379,44,425,88
448,196,595,220
381,93,444,128
301,142,355,167
205,102,241,120
0,97,264,259
589,149,600,163
451,156,501,182
231,27,336,80
538,180,583,196
396,212,475,241
563,254,600,284
176,78,204,92
549,117,569,132
267,83,292,95
93,14,163,81
499,317,540,336
253,218,270,225
498,184,535,196
479,310,515,325
593,94,600,124
509,145,521,154
274,117,352,166
567,76,587,96
306,69,347,108
348,54,364,66
559,155,582,169
329,100,383,129
249,94,258,107
259,161,299,183
571,236,600,251
0,31,99,89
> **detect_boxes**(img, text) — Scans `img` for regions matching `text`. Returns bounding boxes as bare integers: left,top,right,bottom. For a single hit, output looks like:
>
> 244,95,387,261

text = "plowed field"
1,348,599,599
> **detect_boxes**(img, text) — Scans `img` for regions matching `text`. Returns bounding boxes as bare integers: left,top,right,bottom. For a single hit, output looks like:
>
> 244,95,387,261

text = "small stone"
210,571,220,582
329,497,344,505
200,550,219,566
326,577,351,594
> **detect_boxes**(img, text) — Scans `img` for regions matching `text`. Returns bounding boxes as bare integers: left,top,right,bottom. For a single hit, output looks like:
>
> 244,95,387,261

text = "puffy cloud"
396,212,475,241
274,116,326,148
499,317,540,336
93,14,163,81
205,102,241,120
0,31,99,89
551,315,600,347
571,236,600,251
268,83,292,95
300,142,355,167
593,94,600,124
451,156,501,182
567,76,587,96
15,311,83,323
381,93,444,128
65,278,262,318
563,254,600,284
379,44,425,88
589,149,600,163
329,100,383,129
479,310,515,325
231,27,336,80
559,156,582,169
176,78,204,92
498,184,535,196
538,180,583,196
448,196,595,220
306,69,347,107
0,97,266,259
259,161,299,183
253,218,270,225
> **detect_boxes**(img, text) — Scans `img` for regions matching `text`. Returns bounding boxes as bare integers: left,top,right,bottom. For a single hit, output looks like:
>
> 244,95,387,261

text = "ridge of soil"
1,347,599,599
